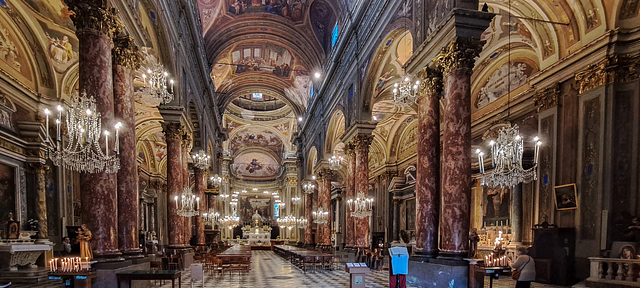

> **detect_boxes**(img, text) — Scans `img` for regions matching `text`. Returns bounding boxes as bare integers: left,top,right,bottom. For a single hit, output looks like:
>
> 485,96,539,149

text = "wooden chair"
169,254,182,270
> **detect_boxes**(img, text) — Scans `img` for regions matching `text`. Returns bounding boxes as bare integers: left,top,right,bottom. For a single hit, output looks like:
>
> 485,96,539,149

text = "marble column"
317,169,333,247
512,184,523,243
304,191,314,246
352,135,373,248
113,36,143,256
162,122,185,248
392,199,400,242
415,68,442,258
32,162,48,239
208,193,216,210
345,144,356,248
194,168,206,245
434,39,482,258
182,135,192,245
66,0,123,260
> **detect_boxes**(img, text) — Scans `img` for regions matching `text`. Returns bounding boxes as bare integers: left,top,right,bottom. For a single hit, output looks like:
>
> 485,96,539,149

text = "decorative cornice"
433,39,483,76
65,0,123,38
113,36,142,70
574,58,614,94
161,122,184,141
533,84,560,112
417,67,443,96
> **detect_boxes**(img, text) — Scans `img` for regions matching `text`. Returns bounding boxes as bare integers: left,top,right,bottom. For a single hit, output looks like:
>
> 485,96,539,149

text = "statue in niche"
77,224,93,260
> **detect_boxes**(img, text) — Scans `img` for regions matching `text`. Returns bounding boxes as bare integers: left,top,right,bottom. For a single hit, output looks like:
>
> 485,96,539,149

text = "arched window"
331,24,339,48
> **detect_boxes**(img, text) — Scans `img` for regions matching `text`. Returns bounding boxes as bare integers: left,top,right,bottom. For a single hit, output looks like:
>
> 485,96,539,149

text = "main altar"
239,211,272,246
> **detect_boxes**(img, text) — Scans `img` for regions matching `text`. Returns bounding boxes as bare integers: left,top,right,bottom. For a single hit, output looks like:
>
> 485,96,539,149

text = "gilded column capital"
533,84,560,112
65,0,123,38
433,39,483,76
113,36,142,70
182,132,193,151
344,142,356,156
574,58,614,94
161,122,184,141
286,177,298,186
317,168,334,180
417,67,443,96
351,134,374,151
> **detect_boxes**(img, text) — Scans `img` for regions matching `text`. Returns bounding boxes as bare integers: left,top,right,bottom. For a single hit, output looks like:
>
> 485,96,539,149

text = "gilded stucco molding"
533,84,560,112
112,36,142,70
65,0,123,38
575,54,640,94
417,67,443,96
161,122,184,141
433,39,484,76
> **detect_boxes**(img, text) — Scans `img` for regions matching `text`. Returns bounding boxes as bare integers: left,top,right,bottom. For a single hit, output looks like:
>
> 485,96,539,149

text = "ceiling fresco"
227,0,308,22
228,126,284,157
231,152,280,179
22,0,74,31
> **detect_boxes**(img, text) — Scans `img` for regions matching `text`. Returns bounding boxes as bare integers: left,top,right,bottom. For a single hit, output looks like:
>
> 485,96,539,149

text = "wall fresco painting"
227,0,307,22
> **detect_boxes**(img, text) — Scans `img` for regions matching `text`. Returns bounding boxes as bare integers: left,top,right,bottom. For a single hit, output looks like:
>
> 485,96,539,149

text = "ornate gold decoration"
112,36,142,70
351,134,374,151
317,168,334,180
533,84,559,112
286,177,297,186
433,39,483,76
161,122,184,141
417,67,443,96
65,0,123,38
574,58,614,94
344,142,355,156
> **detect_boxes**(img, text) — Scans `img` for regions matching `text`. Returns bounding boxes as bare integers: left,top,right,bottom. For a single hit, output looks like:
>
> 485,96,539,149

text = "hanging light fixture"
202,209,220,226
192,150,211,170
347,192,374,219
297,217,308,229
277,215,297,229
210,174,222,188
174,187,200,217
312,208,329,224
477,125,541,188
475,1,542,188
43,91,121,174
393,76,420,108
303,182,316,194
291,196,301,204
219,215,239,229
328,155,344,170
139,63,174,105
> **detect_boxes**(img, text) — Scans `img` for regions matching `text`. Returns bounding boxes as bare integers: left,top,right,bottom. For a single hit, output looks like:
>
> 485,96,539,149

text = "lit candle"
114,122,121,154
196,197,200,209
175,195,179,209
56,105,62,141
104,130,109,156
170,79,174,93
44,108,50,142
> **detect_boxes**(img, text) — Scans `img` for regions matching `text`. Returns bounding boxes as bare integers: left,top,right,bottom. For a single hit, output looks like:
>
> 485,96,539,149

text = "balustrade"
588,257,640,286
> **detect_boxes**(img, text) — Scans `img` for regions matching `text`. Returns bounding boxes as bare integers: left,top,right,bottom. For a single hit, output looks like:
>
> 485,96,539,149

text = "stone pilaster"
113,36,143,257
182,134,192,245
434,39,482,259
66,0,124,261
344,143,356,248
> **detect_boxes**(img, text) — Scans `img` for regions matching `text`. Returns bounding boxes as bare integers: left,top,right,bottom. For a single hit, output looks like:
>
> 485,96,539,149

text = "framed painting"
0,161,17,222
554,184,578,210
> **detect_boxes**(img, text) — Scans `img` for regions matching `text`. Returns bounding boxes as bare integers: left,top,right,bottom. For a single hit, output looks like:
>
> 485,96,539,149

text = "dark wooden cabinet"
530,227,576,285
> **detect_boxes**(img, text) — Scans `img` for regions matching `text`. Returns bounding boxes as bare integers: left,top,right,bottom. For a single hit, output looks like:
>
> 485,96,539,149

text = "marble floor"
155,250,581,288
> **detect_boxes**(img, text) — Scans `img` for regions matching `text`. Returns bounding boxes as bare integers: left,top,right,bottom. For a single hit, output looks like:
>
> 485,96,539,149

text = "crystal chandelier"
291,196,301,204
347,192,374,219
393,74,420,108
219,215,239,229
192,150,211,170
43,91,121,174
277,215,297,229
303,182,316,194
140,63,174,105
297,217,308,229
230,198,238,207
210,174,222,188
312,208,329,224
174,187,200,217
202,209,219,226
476,124,542,188
328,155,344,170
275,199,285,209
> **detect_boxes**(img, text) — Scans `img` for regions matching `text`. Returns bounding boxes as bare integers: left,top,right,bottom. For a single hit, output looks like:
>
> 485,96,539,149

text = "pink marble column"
317,169,333,247
162,122,186,248
113,36,142,256
66,0,123,260
415,68,442,258
434,39,482,258
207,193,216,210
304,191,314,246
182,136,192,245
194,168,206,245
345,144,356,248
353,135,373,248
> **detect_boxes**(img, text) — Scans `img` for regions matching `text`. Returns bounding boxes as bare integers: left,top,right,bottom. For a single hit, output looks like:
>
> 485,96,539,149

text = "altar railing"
587,257,640,286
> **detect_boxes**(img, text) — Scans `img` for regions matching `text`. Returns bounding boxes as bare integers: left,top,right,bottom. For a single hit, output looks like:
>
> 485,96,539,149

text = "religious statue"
469,228,480,258
77,224,93,260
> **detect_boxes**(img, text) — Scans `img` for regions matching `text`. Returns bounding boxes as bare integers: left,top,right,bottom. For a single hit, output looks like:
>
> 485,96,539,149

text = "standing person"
62,237,72,255
511,246,535,288
77,224,93,260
